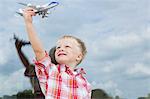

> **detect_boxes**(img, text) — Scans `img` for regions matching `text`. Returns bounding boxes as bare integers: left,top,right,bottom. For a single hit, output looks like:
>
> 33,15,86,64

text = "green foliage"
1,89,150,99
1,89,34,99
16,89,34,99
91,89,113,99
137,93,150,99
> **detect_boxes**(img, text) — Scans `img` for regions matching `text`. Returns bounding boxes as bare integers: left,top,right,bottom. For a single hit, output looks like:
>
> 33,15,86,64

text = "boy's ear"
76,53,83,62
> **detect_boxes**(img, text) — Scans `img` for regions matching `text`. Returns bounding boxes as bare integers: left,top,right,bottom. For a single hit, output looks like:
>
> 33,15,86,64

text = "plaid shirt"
34,52,91,99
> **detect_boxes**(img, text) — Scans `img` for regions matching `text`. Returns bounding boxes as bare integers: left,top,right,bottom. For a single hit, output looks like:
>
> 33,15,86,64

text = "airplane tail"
48,2,59,8
48,2,59,6
37,1,59,14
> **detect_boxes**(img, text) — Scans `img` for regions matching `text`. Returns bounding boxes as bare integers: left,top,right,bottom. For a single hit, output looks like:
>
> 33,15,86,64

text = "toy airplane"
16,1,59,18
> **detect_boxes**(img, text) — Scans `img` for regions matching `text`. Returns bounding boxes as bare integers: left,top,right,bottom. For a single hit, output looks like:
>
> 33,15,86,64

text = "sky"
0,0,150,99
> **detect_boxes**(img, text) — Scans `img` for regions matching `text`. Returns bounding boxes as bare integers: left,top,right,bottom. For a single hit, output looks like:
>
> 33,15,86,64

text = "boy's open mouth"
58,53,67,56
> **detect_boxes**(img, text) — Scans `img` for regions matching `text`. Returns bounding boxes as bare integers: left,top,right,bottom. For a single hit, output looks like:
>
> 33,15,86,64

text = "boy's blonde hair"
58,35,87,65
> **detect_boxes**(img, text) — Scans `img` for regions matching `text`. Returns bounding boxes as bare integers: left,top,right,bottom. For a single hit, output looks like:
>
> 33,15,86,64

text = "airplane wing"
16,8,24,16
16,12,23,16
18,2,37,9
18,2,28,6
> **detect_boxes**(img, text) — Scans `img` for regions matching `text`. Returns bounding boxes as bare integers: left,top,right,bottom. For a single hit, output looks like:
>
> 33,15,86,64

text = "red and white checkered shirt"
34,52,91,99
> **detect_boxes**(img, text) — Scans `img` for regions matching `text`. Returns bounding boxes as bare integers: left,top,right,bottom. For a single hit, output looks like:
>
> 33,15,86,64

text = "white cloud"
0,42,14,65
0,69,31,96
126,63,150,76
102,65,114,73
0,50,7,65
91,80,123,97
144,51,150,59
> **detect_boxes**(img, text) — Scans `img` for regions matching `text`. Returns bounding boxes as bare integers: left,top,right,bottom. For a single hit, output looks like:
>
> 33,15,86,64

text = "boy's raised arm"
23,8,45,61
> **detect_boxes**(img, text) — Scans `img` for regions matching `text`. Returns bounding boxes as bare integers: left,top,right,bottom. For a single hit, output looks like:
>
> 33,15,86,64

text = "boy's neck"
63,63,77,71
69,64,76,71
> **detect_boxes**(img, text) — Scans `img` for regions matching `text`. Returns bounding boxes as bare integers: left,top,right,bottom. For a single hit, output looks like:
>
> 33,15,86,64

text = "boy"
23,7,91,99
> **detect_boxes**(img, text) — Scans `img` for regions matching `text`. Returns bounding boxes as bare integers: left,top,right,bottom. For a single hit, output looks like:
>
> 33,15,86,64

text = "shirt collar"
58,64,86,76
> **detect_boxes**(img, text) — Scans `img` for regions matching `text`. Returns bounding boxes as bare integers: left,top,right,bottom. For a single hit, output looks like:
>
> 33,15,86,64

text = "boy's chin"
56,60,68,65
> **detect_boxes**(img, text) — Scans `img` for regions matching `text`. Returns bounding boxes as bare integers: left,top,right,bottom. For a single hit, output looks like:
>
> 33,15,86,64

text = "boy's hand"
23,7,36,23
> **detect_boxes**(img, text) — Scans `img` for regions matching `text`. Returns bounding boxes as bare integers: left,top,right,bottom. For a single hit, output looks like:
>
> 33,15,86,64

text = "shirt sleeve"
87,81,92,98
80,75,92,98
33,52,52,95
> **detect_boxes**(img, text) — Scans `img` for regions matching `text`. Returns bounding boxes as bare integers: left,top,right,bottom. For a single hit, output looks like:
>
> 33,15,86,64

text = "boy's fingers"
23,10,36,17
23,7,36,15
24,7,34,11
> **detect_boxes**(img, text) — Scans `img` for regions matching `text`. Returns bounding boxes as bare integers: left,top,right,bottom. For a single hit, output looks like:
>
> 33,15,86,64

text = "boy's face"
55,38,82,66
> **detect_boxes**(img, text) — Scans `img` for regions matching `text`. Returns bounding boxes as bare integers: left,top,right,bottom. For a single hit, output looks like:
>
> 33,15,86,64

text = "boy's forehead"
57,38,79,45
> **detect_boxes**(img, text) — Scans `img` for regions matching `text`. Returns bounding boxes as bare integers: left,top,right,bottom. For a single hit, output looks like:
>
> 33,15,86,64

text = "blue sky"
0,0,150,99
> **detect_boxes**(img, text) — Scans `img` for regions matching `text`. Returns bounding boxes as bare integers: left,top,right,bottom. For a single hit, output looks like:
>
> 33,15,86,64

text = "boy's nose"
58,47,64,52
59,49,64,51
